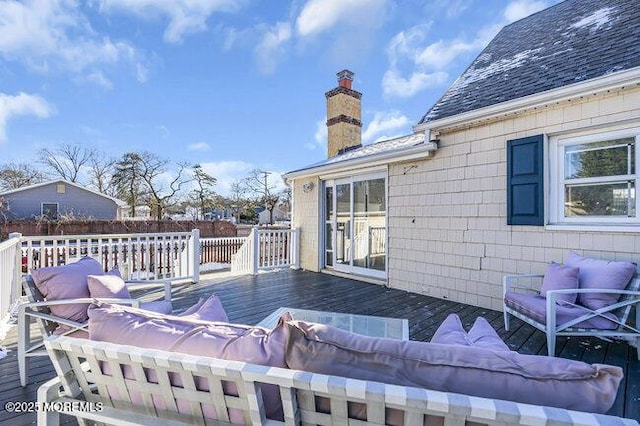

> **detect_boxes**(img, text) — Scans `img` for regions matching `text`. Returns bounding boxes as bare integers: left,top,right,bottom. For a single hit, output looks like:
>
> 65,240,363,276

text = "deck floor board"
1,269,638,423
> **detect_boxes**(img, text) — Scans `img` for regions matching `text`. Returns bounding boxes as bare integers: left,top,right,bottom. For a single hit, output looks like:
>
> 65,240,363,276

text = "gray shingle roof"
285,133,425,176
419,0,640,125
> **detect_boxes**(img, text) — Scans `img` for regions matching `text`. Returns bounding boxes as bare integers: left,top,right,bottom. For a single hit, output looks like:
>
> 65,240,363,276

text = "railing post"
251,228,260,275
191,229,200,283
292,228,300,269
9,232,23,313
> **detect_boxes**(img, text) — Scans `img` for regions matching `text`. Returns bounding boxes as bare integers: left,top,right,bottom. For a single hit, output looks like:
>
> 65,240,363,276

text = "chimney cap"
337,69,354,81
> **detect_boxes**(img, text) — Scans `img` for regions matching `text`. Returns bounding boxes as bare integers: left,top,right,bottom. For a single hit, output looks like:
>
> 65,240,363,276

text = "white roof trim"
283,142,437,180
0,179,127,206
414,66,640,133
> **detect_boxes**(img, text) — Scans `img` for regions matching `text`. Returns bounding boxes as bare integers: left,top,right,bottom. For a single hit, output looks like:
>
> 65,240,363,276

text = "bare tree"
39,144,95,182
242,169,282,225
189,164,217,219
137,152,192,221
88,155,116,196
0,162,46,191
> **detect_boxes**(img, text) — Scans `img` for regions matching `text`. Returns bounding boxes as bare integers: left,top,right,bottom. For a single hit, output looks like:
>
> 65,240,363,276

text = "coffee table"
257,307,409,340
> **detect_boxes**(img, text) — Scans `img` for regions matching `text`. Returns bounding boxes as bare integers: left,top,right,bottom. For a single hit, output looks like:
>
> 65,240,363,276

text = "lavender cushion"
88,303,289,422
540,262,579,304
565,252,636,310
87,274,131,299
178,294,228,322
467,317,510,352
505,291,618,329
430,314,470,346
284,320,622,414
31,256,104,324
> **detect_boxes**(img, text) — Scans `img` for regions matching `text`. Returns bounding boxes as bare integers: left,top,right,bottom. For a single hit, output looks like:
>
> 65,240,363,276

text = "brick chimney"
326,70,362,158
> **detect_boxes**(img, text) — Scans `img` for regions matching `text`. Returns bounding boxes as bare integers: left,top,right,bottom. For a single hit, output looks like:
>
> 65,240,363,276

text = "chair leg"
503,310,510,331
547,332,556,357
18,306,29,387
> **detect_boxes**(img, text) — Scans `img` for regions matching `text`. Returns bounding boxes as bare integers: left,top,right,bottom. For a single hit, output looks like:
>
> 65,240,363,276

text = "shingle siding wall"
292,177,320,272
4,182,118,220
389,86,640,311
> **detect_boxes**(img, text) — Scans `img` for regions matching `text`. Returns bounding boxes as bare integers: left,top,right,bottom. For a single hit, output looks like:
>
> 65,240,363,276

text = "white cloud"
296,0,388,37
198,160,254,196
362,111,410,143
0,0,138,73
86,71,114,90
0,92,53,142
382,0,550,99
188,142,210,152
305,118,327,150
382,69,447,98
504,0,547,23
98,0,244,43
255,22,291,75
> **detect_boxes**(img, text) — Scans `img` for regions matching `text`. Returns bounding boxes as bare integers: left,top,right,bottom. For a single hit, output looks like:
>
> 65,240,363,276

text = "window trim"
41,202,59,220
549,127,640,225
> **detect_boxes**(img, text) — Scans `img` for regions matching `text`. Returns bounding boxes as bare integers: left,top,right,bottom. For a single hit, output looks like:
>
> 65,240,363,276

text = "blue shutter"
507,135,544,225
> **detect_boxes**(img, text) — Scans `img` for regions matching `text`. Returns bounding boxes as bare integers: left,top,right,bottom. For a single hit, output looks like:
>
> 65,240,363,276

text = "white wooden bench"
40,336,638,426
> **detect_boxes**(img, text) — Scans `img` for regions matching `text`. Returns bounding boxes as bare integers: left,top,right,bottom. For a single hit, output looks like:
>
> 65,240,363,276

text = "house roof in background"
419,0,640,125
0,179,127,206
284,133,432,178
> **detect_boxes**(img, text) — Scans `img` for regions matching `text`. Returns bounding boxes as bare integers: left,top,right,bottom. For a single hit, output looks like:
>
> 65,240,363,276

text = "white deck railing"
19,229,200,283
0,233,22,324
231,228,299,275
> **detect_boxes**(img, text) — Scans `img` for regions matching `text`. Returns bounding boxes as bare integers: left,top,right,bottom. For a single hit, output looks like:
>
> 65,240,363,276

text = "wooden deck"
1,269,638,424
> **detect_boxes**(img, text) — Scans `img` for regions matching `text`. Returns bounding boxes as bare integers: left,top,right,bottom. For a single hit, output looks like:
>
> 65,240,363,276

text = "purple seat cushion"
504,291,618,329
31,257,104,324
565,252,636,310
540,262,579,304
284,320,622,414
178,294,228,322
89,303,289,422
430,314,470,345
468,317,510,352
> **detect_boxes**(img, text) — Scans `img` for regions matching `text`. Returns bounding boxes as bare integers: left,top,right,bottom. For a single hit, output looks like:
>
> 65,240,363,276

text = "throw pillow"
565,252,636,310
87,274,131,299
31,256,104,324
540,262,579,304
284,320,623,414
467,317,510,352
430,314,471,346
178,294,229,323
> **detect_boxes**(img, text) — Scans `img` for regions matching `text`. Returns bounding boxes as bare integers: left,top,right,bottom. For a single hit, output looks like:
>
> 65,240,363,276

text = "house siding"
292,177,321,272
3,182,118,220
388,85,640,311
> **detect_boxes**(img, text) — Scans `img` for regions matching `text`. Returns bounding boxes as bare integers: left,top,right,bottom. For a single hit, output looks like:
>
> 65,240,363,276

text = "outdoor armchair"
18,274,172,387
503,265,640,359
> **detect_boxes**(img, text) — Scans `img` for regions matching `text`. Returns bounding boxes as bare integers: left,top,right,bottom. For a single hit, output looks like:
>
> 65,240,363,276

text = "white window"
550,128,640,225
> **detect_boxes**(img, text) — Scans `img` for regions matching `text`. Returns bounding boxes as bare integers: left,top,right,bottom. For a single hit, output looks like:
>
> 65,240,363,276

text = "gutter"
283,138,437,180
413,66,640,133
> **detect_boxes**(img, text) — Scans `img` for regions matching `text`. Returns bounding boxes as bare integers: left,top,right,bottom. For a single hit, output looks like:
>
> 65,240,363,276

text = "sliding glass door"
324,173,386,279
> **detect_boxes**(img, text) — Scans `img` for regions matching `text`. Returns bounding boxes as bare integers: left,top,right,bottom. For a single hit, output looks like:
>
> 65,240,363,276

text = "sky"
0,0,561,196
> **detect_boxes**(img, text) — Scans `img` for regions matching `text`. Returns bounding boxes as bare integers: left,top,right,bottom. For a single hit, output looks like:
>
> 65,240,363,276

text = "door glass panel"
353,178,386,271
335,183,351,266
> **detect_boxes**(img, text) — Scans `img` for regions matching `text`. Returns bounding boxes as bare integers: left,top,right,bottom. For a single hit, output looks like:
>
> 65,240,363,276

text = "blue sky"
0,0,559,195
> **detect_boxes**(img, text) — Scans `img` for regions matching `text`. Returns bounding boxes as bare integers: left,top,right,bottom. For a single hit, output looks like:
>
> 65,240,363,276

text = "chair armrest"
125,279,172,302
21,298,142,309
503,274,544,295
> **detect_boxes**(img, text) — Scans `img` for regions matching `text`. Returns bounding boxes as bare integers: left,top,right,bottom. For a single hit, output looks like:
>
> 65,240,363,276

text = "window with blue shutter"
507,135,544,225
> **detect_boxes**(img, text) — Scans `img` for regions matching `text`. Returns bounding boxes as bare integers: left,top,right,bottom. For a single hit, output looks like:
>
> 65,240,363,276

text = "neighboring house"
0,180,127,221
122,205,152,220
258,207,288,225
284,0,640,311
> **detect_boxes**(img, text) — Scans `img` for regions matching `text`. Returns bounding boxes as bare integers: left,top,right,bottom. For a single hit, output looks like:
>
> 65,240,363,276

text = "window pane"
565,182,635,216
565,138,634,179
